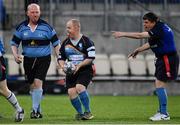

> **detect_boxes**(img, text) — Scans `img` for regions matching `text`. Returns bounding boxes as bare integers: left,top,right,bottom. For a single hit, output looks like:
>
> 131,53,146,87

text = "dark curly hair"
143,12,159,22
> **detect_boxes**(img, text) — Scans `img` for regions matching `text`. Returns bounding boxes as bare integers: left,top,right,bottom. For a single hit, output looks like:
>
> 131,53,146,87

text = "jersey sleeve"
50,29,61,47
0,38,5,55
85,39,95,59
10,30,22,47
58,42,66,61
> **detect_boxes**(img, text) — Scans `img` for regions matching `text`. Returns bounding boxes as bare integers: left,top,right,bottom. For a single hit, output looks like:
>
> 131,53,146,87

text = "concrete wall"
88,80,180,95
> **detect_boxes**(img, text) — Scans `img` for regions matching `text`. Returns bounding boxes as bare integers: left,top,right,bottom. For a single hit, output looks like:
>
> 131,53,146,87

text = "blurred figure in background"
10,3,60,119
112,12,179,121
0,37,24,122
58,19,95,120
0,0,6,30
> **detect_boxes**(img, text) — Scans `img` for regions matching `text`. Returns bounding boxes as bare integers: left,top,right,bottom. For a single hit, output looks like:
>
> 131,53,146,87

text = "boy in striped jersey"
58,19,95,120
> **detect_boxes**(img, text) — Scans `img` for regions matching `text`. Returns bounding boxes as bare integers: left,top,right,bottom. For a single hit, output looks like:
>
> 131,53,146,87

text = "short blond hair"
69,19,81,29
27,3,40,12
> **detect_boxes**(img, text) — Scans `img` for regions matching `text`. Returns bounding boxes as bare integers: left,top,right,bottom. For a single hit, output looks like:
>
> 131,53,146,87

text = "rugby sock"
71,97,83,114
37,104,41,113
6,92,22,112
156,88,168,115
79,90,90,113
31,88,43,113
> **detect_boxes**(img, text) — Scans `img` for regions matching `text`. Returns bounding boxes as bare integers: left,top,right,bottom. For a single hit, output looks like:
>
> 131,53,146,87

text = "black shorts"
66,65,93,89
155,53,179,82
23,55,51,84
0,56,7,81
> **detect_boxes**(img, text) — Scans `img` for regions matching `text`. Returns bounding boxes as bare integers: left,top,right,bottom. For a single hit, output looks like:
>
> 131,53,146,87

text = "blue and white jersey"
58,35,95,65
148,21,177,57
0,37,5,56
10,19,60,57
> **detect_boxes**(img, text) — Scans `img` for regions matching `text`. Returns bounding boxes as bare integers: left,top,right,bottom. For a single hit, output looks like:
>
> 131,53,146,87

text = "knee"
0,87,10,97
68,88,78,99
0,88,3,95
32,79,43,89
76,84,86,93
155,79,166,88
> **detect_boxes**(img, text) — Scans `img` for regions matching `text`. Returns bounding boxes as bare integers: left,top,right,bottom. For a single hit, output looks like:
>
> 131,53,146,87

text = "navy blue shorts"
65,65,93,89
23,55,51,84
155,53,179,82
0,56,7,81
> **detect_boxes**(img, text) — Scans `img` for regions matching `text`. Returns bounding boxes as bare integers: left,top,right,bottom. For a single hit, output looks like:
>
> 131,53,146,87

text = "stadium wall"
7,79,180,95
88,80,180,96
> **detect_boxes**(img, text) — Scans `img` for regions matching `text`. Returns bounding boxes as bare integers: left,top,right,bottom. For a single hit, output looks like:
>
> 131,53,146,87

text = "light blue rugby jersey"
0,37,5,56
10,19,60,57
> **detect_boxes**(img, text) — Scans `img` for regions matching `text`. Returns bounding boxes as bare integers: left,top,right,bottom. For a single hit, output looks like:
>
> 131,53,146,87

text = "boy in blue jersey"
112,12,179,121
0,37,24,122
10,3,60,119
58,19,95,120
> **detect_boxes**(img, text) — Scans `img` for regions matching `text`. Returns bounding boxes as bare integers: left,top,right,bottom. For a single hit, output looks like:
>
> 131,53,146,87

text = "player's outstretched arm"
128,43,150,58
112,31,150,39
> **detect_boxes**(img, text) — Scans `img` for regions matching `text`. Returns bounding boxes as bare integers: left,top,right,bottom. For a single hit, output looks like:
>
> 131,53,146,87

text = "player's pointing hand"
111,31,124,39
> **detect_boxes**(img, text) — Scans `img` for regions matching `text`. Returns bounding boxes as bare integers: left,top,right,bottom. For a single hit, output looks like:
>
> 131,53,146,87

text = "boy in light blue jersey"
10,3,60,119
0,37,24,122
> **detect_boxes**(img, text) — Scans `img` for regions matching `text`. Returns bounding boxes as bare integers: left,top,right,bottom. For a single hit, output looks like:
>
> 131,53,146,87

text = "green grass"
0,95,180,124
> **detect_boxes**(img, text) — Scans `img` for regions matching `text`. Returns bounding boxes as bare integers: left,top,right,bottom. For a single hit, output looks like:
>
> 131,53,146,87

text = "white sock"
7,92,22,112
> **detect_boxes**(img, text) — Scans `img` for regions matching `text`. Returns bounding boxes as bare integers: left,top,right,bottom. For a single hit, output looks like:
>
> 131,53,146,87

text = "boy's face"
27,5,40,24
66,21,79,39
143,19,156,31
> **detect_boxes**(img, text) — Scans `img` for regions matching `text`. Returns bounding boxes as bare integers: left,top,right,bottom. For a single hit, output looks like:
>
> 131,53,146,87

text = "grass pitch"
0,95,180,124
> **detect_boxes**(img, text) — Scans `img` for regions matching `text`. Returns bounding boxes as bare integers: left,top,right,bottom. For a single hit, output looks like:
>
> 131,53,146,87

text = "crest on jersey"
78,43,83,50
30,40,37,46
